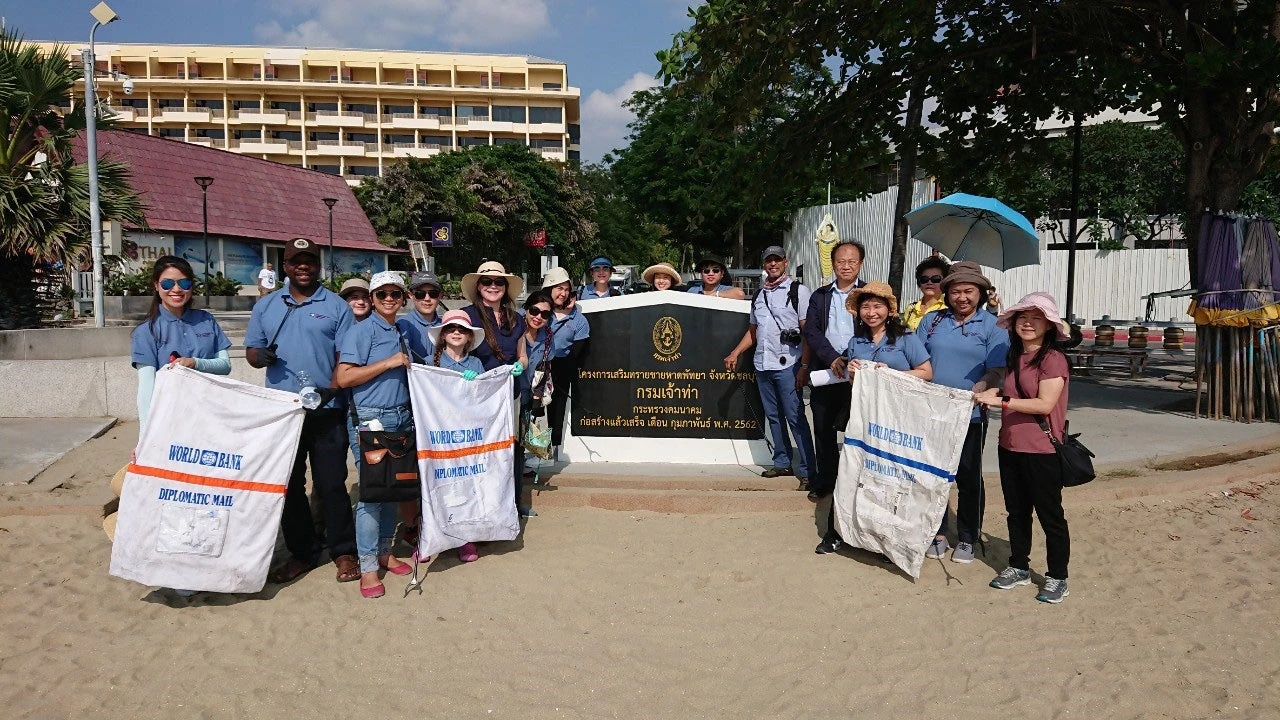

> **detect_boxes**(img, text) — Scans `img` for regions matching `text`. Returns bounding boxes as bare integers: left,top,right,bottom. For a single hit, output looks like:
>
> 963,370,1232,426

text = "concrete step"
526,485,814,513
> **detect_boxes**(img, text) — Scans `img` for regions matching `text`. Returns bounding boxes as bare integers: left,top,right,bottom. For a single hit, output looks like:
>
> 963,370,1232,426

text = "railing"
77,272,93,301
286,111,303,120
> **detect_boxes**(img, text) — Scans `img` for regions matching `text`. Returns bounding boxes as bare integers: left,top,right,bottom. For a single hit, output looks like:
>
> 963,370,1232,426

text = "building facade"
44,42,581,184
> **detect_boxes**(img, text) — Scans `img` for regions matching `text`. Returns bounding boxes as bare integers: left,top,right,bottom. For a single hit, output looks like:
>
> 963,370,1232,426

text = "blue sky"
10,0,694,162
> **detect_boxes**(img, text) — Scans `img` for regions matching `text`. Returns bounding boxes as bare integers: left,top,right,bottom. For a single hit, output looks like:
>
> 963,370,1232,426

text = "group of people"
129,239,1078,604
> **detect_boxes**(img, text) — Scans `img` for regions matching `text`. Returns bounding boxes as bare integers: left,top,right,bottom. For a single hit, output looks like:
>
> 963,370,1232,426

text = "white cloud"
255,0,551,50
580,71,661,163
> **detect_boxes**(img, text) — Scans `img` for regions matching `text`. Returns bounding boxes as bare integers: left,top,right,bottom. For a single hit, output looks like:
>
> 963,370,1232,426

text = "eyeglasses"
374,289,404,301
159,278,194,291
443,324,471,334
917,274,944,285
834,259,862,268
700,266,724,274
526,307,551,319
477,277,507,288
412,287,441,300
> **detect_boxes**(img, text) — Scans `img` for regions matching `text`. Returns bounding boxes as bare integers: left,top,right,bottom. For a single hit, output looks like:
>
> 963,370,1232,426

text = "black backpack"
751,281,801,313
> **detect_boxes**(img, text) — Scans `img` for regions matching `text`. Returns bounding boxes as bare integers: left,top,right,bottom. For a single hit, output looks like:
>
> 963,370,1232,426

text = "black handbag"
348,340,422,503
1013,364,1096,487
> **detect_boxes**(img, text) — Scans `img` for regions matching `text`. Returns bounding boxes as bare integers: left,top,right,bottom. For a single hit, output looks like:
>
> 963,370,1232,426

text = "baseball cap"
408,270,441,289
284,237,320,262
761,245,786,261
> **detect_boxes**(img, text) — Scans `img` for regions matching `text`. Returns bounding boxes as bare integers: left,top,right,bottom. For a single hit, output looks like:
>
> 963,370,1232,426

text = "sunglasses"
477,277,507,288
917,274,944,285
411,287,441,300
526,307,551,319
374,289,404,301
159,278,194,291
700,266,724,274
442,324,472,334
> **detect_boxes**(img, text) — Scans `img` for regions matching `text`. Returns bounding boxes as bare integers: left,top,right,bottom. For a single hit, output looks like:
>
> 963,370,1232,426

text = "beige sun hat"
541,266,572,290
461,261,524,303
338,278,370,298
642,262,682,287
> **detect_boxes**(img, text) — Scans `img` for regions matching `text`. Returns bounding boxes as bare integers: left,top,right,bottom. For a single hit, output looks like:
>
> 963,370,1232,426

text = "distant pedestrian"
257,262,277,298
975,292,1075,604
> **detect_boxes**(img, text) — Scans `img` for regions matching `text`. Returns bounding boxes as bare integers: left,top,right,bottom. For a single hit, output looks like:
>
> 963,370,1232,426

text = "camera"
122,77,135,95
780,328,802,345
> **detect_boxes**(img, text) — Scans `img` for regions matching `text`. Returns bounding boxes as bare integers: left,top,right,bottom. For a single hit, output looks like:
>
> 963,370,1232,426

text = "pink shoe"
457,542,479,563
411,549,432,564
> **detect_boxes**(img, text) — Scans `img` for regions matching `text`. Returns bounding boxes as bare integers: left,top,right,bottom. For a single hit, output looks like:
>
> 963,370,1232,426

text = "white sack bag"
409,364,519,558
110,365,305,593
833,366,972,578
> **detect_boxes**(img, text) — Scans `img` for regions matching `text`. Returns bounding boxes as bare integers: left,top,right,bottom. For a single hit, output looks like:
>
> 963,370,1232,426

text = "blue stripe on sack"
844,437,956,482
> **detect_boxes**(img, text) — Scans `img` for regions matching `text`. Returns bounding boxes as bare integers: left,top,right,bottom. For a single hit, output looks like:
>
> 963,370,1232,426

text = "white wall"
783,182,1193,323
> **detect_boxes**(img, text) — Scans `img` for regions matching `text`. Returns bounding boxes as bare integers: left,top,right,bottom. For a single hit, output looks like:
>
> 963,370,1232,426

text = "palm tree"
0,27,144,329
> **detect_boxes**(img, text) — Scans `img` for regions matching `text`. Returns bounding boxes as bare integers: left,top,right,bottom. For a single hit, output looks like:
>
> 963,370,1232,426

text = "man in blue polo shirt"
402,270,444,361
543,266,590,456
724,245,816,482
245,237,358,584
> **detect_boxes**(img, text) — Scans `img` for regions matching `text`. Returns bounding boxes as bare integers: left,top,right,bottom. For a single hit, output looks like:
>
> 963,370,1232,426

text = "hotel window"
384,134,414,145
307,102,338,112
233,99,260,111
345,103,377,115
458,136,488,147
155,128,184,138
529,107,562,124
308,131,339,141
542,82,562,91
420,106,450,117
234,129,262,140
568,123,580,144
155,98,185,109
347,132,377,144
193,99,224,109
421,135,451,147
492,106,526,123
270,130,301,141
384,104,414,115
494,137,524,146
455,105,488,119
348,165,379,176
194,128,225,139
530,138,563,149
119,98,149,109
269,100,301,112
311,164,341,175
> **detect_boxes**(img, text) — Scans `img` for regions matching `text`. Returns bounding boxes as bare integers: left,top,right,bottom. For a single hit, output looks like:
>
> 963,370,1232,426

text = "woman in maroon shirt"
975,292,1074,604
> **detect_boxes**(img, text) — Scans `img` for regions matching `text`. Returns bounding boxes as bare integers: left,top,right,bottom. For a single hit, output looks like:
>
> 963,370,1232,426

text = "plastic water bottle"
296,370,322,410
365,418,384,432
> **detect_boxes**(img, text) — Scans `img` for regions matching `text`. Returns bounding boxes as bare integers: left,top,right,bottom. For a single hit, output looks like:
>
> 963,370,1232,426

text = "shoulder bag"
1012,361,1096,487
350,337,421,503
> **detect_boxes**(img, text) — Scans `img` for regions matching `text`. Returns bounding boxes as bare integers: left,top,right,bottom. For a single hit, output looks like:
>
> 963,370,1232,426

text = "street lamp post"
322,197,338,280
195,176,214,301
84,1,120,327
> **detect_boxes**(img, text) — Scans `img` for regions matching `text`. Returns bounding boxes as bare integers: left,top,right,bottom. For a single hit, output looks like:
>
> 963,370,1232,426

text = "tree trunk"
0,252,40,330
889,82,926,298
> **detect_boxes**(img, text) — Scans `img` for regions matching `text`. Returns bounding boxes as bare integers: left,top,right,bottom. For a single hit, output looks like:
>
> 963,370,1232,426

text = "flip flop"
268,558,315,584
334,554,361,583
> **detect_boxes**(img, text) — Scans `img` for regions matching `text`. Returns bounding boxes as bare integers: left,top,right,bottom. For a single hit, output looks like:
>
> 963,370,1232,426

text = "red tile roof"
73,130,388,252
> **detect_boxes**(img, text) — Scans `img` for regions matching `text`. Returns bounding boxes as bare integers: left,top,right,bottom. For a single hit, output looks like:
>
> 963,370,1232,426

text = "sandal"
334,554,360,583
379,555,412,576
268,558,315,584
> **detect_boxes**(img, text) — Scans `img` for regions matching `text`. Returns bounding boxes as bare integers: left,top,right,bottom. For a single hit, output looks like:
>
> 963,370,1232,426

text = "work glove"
510,361,524,377
462,370,478,381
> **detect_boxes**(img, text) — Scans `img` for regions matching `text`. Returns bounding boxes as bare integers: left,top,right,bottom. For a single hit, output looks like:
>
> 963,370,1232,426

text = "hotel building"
43,42,581,184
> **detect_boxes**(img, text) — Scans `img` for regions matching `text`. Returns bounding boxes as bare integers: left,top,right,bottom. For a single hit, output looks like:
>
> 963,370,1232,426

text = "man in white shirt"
257,262,277,297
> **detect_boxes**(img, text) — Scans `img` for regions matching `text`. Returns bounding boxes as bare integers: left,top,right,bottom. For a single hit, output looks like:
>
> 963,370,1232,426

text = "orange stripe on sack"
417,436,514,460
127,464,287,495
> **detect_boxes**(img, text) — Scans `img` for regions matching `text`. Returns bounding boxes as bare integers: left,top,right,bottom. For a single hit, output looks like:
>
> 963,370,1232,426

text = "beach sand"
1,470,1278,718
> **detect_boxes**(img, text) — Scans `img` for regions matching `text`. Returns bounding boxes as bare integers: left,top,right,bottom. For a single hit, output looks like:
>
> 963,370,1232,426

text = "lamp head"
194,176,214,189
90,2,119,25
322,197,338,209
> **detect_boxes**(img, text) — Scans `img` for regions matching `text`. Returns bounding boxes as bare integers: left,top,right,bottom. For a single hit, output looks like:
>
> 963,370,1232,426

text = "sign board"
524,228,547,247
561,293,770,464
430,222,453,248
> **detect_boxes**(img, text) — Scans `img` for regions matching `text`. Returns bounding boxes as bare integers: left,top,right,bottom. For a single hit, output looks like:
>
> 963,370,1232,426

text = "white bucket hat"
541,266,572,290
368,270,406,293
461,261,523,303
427,309,485,352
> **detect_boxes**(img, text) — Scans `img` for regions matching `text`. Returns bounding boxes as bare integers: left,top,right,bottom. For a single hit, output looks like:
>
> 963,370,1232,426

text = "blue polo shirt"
687,284,735,295
462,304,525,372
245,286,353,408
846,332,929,372
578,285,615,300
519,327,551,399
339,313,412,409
919,307,1008,419
548,306,589,358
131,307,231,369
748,279,811,371
402,307,442,362
435,351,484,375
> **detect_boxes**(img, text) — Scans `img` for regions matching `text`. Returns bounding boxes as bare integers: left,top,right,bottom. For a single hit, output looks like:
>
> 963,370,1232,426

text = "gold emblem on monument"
652,316,683,362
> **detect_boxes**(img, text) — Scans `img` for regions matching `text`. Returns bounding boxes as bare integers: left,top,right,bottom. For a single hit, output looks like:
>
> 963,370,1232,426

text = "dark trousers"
809,381,852,495
282,409,357,563
998,447,1070,579
548,357,577,446
937,419,987,544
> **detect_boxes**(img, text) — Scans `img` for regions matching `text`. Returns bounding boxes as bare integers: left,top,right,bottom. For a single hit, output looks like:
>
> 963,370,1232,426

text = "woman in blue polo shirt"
333,271,415,598
131,256,232,436
815,281,931,554
918,261,1009,565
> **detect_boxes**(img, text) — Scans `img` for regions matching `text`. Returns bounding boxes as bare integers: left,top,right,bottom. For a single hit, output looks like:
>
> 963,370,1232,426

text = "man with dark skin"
245,238,358,584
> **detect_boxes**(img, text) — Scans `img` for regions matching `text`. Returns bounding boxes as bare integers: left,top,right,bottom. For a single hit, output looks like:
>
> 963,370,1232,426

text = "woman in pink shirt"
975,292,1074,604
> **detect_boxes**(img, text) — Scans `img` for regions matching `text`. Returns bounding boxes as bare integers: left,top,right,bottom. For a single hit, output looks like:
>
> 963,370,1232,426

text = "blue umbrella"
905,192,1040,269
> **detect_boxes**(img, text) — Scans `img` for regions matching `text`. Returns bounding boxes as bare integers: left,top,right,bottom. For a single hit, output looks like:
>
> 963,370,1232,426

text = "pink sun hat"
997,292,1071,335
427,309,485,352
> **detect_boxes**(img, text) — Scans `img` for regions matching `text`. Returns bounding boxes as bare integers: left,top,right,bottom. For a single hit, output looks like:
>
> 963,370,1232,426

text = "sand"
1,465,1278,720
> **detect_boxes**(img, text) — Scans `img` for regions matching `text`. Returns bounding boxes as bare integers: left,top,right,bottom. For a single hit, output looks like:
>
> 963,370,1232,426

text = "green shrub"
105,263,155,295
321,271,368,293
197,272,242,297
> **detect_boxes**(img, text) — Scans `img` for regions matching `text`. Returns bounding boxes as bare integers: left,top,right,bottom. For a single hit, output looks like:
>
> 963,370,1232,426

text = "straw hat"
338,278,370,298
642,262,682,287
541,266,572,290
461,261,523,303
845,281,899,316
427,309,486,352
997,292,1071,335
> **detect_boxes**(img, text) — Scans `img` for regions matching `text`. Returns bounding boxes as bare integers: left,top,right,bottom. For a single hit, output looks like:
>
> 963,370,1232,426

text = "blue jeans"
352,405,414,574
755,366,815,478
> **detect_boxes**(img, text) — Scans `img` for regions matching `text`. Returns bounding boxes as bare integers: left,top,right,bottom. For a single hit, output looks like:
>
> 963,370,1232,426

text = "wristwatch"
1000,395,1011,411
799,363,810,369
